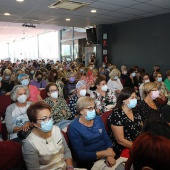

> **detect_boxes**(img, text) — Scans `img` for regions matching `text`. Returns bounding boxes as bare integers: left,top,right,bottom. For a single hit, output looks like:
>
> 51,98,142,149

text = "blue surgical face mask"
5,76,10,80
132,72,136,77
85,109,96,121
127,99,137,109
21,79,29,86
0,77,2,81
114,76,118,80
158,77,162,82
40,119,53,132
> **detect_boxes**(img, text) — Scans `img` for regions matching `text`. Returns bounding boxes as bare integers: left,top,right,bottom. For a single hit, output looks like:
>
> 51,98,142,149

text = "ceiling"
0,0,170,43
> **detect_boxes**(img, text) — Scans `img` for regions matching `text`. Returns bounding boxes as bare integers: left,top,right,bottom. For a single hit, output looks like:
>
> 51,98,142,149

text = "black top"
124,76,138,88
135,100,162,122
63,81,76,100
0,80,14,94
107,108,142,159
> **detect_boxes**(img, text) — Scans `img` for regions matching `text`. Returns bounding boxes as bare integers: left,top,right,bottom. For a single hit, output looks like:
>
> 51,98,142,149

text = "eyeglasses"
37,115,52,123
50,89,58,93
85,107,95,111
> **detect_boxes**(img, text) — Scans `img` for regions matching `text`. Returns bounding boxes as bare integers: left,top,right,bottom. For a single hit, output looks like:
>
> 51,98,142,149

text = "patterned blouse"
107,108,142,159
68,94,79,120
90,89,116,114
44,97,72,124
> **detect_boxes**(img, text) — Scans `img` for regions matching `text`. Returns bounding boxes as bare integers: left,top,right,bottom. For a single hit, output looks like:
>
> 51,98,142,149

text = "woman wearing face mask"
44,83,72,129
68,80,87,119
63,72,77,100
108,87,142,159
29,70,47,89
107,68,123,96
22,101,74,170
18,74,42,102
68,97,116,170
5,85,32,143
28,67,35,80
90,77,117,115
139,73,150,100
124,68,139,90
136,82,164,122
57,64,67,79
120,65,128,85
0,69,14,95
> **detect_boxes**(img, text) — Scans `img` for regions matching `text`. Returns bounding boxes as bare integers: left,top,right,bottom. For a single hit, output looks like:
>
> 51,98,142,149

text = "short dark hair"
27,101,51,123
116,87,135,109
142,117,170,139
45,82,58,93
95,77,106,87
128,68,136,75
35,70,43,78
166,70,170,77
140,73,149,82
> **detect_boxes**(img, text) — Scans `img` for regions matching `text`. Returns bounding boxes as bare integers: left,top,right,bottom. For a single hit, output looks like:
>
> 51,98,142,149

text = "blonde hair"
109,68,121,79
142,82,157,98
76,97,95,114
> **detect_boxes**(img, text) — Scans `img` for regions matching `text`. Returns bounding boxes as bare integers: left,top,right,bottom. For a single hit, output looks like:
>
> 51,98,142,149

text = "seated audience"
90,77,117,115
68,80,87,119
22,101,74,170
5,85,32,142
164,70,170,93
44,82,72,129
108,87,142,159
107,68,123,95
18,73,42,102
68,97,116,170
29,70,47,89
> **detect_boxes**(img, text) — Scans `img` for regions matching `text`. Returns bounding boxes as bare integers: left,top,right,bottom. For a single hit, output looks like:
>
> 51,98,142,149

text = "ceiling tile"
146,0,170,9
117,7,150,15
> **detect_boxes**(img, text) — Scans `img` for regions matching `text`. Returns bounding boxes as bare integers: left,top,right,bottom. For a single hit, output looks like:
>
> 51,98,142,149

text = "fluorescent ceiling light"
66,18,71,21
4,13,11,16
91,9,96,13
16,0,24,2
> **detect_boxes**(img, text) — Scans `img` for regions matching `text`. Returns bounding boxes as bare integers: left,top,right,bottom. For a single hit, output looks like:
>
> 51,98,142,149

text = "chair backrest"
0,141,25,170
101,110,112,132
40,89,47,100
0,95,12,118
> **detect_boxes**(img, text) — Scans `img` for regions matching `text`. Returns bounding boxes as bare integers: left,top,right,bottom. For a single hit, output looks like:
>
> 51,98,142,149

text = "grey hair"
10,85,30,102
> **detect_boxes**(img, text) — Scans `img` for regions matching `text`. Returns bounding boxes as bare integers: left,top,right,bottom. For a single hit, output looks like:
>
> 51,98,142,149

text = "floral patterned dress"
90,89,116,114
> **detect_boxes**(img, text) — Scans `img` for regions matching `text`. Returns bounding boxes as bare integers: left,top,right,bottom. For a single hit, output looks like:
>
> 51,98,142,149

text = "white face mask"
144,79,150,83
79,89,86,97
101,85,108,92
114,76,118,80
59,68,63,71
51,91,58,99
17,94,27,103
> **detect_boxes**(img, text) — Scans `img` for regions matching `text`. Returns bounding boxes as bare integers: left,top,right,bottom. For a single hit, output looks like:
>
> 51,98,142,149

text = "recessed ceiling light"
4,13,11,16
91,10,96,13
66,18,71,21
16,0,24,2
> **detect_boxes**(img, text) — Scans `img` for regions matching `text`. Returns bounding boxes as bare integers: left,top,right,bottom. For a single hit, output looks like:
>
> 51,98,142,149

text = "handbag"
17,127,34,140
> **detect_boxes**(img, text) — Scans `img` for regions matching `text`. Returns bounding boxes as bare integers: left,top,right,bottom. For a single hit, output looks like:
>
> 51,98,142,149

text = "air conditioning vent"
48,0,89,10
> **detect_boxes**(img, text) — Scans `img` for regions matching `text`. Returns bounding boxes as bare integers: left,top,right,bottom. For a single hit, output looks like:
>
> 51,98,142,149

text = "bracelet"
67,166,74,170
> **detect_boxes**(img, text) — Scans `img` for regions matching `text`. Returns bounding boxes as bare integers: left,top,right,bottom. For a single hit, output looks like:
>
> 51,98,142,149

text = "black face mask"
37,78,42,82
71,66,75,69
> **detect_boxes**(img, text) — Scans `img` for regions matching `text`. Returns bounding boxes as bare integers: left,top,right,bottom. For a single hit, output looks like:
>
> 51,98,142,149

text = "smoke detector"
48,0,89,10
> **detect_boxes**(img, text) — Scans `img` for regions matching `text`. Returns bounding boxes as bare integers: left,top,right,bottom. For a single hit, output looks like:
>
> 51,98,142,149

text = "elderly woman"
22,101,74,170
107,68,123,95
108,87,142,159
68,80,87,119
29,70,47,89
63,72,77,100
18,73,42,102
44,82,72,129
68,97,116,170
5,85,32,142
136,82,164,122
90,77,117,115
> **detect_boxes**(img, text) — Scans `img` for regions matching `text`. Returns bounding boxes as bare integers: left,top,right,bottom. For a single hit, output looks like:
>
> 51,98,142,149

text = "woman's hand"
22,122,31,132
104,148,115,157
106,156,116,167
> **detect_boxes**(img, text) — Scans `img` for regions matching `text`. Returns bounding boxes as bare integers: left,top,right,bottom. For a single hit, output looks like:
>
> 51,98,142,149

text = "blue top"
68,116,112,161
